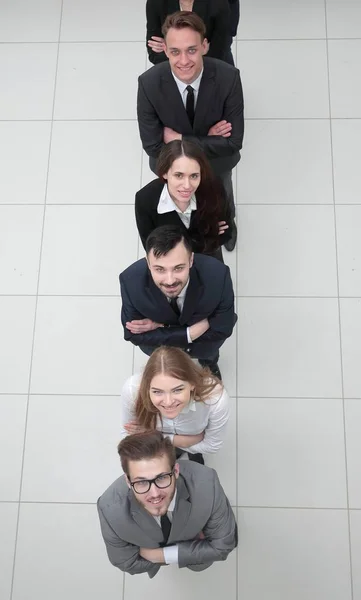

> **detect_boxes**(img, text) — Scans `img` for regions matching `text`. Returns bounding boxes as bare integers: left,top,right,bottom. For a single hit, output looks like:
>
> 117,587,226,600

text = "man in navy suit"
119,225,237,378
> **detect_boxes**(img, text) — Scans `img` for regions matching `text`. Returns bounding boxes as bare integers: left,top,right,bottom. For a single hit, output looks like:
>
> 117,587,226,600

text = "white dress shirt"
171,69,203,109
119,373,230,454
158,184,197,229
153,491,178,564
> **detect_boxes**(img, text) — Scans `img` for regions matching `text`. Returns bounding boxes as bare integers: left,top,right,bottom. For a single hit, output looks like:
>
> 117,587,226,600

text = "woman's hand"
124,420,147,435
218,221,229,235
148,36,166,53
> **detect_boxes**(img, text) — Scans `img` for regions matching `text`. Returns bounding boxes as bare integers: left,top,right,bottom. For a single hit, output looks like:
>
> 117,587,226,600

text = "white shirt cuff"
163,544,179,565
186,327,192,344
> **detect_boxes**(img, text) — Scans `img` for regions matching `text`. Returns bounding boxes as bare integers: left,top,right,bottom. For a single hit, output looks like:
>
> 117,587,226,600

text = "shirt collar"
168,489,177,512
177,278,190,300
171,68,204,96
158,184,196,215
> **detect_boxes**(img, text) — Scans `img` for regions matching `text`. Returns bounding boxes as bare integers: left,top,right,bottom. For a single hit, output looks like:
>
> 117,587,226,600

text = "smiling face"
126,455,179,516
164,26,207,84
147,241,194,298
150,373,194,419
163,155,201,208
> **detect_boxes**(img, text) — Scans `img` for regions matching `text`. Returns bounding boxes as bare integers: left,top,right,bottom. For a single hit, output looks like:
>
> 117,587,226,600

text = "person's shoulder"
204,56,239,77
139,60,170,84
98,475,129,512
179,461,219,488
136,178,164,201
194,253,229,277
119,258,148,282
203,381,228,406
123,372,142,395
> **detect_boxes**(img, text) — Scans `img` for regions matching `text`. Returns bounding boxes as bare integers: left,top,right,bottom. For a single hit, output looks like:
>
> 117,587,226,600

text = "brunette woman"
135,140,232,261
146,0,237,66
119,346,230,465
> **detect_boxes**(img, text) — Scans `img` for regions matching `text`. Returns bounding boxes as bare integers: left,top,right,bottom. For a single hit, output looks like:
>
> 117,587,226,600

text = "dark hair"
156,140,228,251
117,431,176,475
135,346,221,429
162,11,206,41
145,224,193,257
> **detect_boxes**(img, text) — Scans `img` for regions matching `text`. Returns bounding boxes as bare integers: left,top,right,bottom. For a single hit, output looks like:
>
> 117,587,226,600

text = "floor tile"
0,503,18,600
0,396,27,501
332,119,361,204
206,398,237,505
30,296,131,395
54,41,145,120
0,0,61,42
0,43,57,119
237,205,337,296
0,122,51,205
124,540,237,600
237,298,342,398
0,297,36,394
345,400,361,508
329,40,361,117
61,0,145,41
336,206,361,296
12,503,122,600
38,205,138,295
238,398,347,508
238,0,326,39
326,0,361,38
237,119,333,204
47,121,142,204
238,41,329,118
22,395,122,502
350,510,361,600
237,508,352,600
0,206,43,294
340,299,361,398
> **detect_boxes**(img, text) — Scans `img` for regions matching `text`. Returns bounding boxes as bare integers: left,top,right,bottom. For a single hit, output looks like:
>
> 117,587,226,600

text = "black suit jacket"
146,0,232,65
137,57,244,176
119,254,237,360
135,178,232,252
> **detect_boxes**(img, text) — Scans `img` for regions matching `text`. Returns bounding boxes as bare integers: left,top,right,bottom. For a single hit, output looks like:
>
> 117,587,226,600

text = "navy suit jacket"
119,254,237,360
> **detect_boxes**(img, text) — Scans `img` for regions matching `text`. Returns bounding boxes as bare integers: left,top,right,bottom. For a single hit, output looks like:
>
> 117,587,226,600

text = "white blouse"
120,373,230,454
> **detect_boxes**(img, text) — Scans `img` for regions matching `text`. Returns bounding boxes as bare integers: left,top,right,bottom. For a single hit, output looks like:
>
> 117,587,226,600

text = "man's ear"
189,252,194,268
201,38,209,56
174,462,180,479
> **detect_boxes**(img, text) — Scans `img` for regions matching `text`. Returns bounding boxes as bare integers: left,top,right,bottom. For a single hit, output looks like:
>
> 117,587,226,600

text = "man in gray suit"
97,431,237,578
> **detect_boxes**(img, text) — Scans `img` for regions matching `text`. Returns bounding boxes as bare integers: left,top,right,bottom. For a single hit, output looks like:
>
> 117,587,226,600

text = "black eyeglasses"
129,470,175,494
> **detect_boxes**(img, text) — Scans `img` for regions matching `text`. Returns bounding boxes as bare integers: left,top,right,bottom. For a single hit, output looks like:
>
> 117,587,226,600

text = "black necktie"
170,297,180,317
186,85,195,126
160,513,172,546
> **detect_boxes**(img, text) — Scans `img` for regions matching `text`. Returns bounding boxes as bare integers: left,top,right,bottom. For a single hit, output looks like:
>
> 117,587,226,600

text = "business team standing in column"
98,3,242,578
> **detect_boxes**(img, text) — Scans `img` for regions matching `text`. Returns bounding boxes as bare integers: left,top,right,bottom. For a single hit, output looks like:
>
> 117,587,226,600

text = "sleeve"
183,70,244,160
119,376,138,441
217,185,233,247
146,0,168,65
163,544,179,564
97,502,154,575
228,0,240,37
177,471,238,567
135,190,158,250
120,277,189,348
207,2,231,62
191,267,236,345
177,387,230,454
137,77,165,159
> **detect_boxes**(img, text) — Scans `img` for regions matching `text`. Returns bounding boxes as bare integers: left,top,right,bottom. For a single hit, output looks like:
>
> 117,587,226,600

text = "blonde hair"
135,346,221,430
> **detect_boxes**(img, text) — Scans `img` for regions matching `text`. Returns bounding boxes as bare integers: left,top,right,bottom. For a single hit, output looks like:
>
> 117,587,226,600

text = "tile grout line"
2,37,361,44
9,3,65,599
324,2,354,598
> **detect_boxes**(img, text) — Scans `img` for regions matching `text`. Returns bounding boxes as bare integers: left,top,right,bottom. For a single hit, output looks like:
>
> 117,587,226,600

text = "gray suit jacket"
97,461,237,578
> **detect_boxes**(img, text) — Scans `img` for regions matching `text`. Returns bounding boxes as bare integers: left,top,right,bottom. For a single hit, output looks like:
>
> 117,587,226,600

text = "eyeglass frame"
128,470,176,494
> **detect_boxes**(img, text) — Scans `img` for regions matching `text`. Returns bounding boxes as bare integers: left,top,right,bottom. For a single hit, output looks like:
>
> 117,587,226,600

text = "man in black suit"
137,11,244,252
119,225,237,378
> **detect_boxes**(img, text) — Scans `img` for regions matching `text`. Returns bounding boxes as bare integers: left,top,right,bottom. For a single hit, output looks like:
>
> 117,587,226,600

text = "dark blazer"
135,178,232,252
98,461,238,578
119,253,237,360
146,0,232,65
137,56,244,176
228,0,240,37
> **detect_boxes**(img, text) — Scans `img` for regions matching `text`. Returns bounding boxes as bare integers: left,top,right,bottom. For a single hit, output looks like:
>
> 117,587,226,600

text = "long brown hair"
135,346,221,430
156,140,228,251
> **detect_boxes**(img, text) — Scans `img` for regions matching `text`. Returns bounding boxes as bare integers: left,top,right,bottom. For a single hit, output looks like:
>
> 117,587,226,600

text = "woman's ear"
163,173,168,180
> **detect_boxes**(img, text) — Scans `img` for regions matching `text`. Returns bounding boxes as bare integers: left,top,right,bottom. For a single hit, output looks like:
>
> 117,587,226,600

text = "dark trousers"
175,447,204,465
218,170,236,220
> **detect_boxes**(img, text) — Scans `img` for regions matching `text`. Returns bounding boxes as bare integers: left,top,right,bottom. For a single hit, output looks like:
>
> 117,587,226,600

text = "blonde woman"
120,346,230,464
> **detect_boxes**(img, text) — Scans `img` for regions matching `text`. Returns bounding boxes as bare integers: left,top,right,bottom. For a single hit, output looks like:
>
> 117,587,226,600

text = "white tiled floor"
1,1,360,599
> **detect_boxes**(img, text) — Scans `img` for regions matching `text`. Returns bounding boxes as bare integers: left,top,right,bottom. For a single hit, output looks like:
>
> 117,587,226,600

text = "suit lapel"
179,262,203,325
129,491,165,544
160,66,193,134
194,59,216,132
168,475,192,543
146,270,180,324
